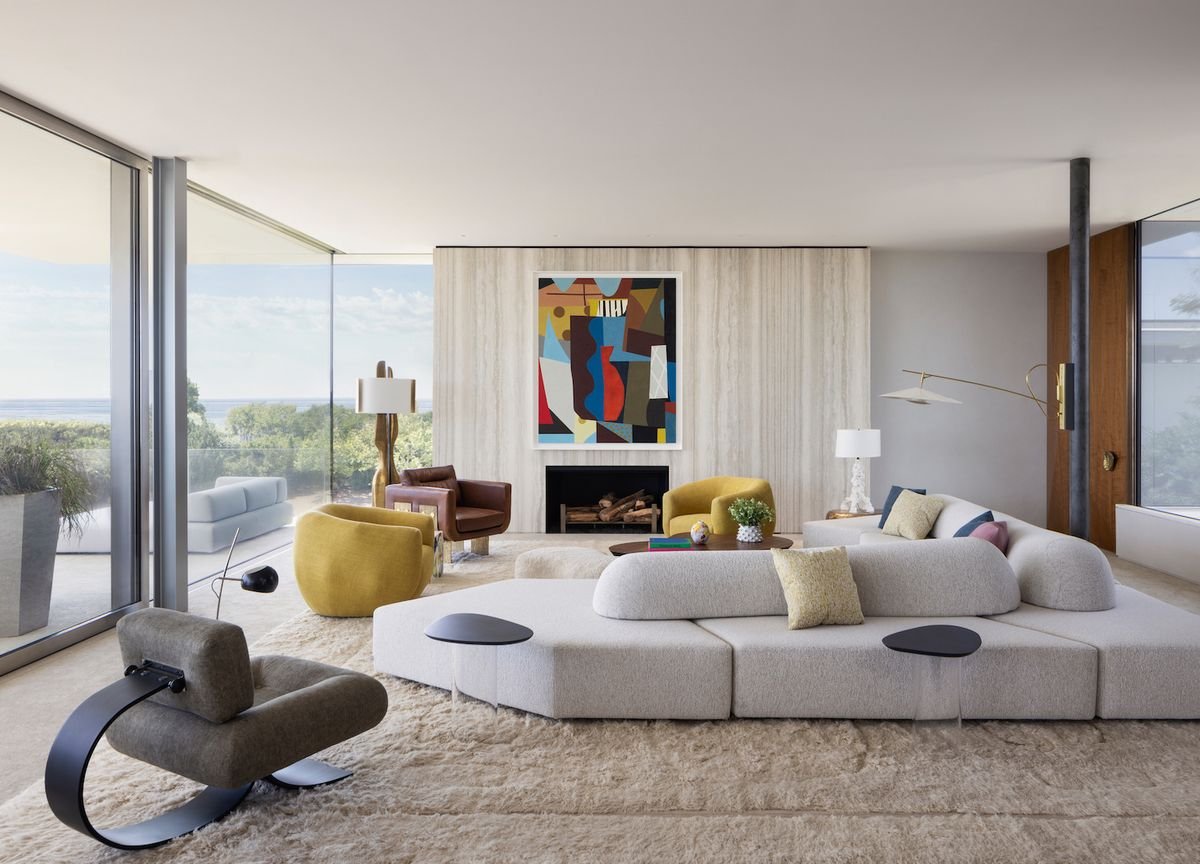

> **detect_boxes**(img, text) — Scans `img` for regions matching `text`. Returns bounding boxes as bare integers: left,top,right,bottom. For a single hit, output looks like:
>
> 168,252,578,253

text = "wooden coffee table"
608,533,794,556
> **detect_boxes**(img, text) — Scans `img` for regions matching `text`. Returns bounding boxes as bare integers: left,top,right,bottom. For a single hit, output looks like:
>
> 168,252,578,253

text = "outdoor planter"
0,488,61,636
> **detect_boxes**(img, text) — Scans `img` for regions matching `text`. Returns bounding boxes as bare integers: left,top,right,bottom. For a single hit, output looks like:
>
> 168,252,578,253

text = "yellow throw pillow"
771,546,864,630
881,489,944,540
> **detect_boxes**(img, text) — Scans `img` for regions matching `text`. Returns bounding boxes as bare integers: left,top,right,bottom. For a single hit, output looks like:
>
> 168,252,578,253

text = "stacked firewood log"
564,489,659,524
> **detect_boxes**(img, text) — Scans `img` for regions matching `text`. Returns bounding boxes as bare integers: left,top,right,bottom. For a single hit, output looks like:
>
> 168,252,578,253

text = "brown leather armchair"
385,465,511,563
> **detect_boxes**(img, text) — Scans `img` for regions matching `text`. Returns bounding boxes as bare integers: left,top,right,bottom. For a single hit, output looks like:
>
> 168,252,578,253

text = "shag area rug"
2,540,1199,863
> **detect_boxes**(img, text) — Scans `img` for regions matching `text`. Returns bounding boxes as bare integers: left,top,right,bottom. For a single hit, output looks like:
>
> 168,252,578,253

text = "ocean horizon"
0,397,433,426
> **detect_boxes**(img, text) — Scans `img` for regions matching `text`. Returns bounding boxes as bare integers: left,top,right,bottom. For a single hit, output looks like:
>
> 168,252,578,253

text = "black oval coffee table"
609,534,794,556
425,613,533,711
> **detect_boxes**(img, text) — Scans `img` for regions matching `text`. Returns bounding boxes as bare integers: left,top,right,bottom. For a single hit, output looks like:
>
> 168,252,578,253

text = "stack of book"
647,537,693,552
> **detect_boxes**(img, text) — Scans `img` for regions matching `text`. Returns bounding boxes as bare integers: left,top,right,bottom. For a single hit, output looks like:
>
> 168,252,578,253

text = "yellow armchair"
294,503,436,617
662,476,777,537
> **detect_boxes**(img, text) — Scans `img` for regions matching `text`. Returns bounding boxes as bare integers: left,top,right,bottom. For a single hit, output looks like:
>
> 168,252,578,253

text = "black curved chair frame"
45,661,350,850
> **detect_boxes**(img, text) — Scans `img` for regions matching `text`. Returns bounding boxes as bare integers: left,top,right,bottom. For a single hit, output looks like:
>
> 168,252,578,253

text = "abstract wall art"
535,273,680,448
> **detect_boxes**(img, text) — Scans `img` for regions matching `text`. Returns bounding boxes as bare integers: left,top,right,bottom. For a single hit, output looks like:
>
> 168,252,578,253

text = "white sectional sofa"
374,532,1200,721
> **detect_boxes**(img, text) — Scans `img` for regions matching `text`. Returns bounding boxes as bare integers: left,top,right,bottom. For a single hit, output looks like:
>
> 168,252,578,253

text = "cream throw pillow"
882,489,944,540
771,547,864,630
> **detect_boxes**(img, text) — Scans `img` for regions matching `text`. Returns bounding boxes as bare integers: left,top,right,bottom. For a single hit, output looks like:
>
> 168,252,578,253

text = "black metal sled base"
44,664,351,850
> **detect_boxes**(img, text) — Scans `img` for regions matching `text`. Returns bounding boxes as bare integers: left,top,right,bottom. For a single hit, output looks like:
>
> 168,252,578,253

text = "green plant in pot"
0,440,92,637
728,497,774,544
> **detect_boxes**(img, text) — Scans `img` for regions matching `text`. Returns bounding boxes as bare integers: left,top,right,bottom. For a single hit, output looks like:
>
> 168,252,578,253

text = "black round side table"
883,624,981,735
425,613,533,711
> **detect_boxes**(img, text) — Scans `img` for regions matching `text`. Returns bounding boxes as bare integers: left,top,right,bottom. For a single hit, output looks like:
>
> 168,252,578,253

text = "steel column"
1068,157,1090,539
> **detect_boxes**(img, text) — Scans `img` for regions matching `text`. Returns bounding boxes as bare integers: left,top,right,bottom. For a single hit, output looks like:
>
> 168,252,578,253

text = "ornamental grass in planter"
0,440,92,636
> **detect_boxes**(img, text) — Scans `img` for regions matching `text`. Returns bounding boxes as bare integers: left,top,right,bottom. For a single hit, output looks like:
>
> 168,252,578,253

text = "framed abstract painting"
535,272,681,449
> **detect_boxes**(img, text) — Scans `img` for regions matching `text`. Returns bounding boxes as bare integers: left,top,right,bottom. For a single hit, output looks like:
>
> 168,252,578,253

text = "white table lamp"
835,428,881,514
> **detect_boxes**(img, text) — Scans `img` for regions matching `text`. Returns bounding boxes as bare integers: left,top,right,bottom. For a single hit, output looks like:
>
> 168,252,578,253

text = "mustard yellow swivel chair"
294,503,436,617
662,476,777,537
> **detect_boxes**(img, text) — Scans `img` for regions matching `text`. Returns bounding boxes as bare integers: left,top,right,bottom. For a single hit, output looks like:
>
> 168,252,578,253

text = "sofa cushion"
803,515,880,548
375,579,732,719
1003,519,1115,610
187,484,248,523
991,585,1200,718
694,614,1097,719
455,506,505,533
593,540,1019,620
878,485,926,528
117,608,255,724
971,520,1010,553
882,490,944,540
771,547,863,629
215,476,287,507
954,510,994,537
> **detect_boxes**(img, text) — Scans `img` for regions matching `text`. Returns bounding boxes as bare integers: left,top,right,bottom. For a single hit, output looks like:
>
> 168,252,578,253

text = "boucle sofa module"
374,579,732,720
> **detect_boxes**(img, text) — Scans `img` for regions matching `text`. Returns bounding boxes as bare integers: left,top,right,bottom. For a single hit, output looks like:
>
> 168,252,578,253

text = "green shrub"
0,439,93,536
728,497,774,527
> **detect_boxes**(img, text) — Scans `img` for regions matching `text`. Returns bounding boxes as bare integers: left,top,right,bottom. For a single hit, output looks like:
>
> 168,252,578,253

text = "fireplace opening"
545,466,670,533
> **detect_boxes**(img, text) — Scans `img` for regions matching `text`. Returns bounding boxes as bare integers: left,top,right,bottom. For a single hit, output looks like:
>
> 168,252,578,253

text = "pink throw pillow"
970,520,1010,554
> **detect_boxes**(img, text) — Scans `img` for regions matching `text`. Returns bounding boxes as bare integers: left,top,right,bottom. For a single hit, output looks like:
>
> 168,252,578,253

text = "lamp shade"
879,386,962,405
356,377,416,415
835,428,881,459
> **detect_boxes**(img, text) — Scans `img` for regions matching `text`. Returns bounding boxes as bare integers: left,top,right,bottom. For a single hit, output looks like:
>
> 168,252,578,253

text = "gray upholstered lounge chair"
44,608,387,850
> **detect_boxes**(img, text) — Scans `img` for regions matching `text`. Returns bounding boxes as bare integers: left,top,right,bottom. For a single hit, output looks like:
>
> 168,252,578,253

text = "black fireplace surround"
545,465,670,533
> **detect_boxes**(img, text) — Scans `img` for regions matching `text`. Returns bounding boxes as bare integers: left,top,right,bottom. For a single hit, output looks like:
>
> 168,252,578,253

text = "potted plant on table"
728,497,774,543
0,440,92,637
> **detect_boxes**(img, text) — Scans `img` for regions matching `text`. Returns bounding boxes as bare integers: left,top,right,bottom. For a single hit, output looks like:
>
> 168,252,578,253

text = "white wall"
870,251,1047,524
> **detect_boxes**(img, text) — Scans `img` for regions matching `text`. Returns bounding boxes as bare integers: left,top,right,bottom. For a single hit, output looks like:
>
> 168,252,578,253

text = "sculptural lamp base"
846,458,874,514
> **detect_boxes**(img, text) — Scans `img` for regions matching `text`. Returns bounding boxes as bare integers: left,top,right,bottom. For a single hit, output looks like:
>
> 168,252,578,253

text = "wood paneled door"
1046,224,1135,550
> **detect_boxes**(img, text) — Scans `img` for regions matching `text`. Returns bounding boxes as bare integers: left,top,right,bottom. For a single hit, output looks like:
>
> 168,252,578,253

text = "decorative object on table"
608,533,793,556
44,607,387,850
825,508,883,520
728,497,774,543
0,439,91,636
882,623,981,739
881,489,945,540
771,546,864,630
663,476,776,537
356,362,416,508
294,503,435,616
424,612,533,711
209,528,278,620
877,485,926,528
648,536,692,551
535,272,680,449
880,363,1077,430
689,520,710,544
385,465,511,564
834,428,881,514
953,510,994,537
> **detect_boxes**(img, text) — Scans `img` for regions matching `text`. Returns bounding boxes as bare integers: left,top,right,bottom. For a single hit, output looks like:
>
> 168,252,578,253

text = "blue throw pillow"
878,486,927,528
954,510,994,537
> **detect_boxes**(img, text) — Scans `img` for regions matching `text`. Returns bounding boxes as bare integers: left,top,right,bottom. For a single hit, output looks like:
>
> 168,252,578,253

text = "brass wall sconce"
881,362,1076,430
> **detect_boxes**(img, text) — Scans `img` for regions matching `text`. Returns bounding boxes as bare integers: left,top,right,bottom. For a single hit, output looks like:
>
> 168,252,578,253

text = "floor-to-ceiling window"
332,256,434,503
1139,203,1200,518
0,100,146,666
185,190,333,583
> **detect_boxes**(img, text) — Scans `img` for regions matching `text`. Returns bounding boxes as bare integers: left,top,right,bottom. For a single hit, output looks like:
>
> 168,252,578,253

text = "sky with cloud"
0,251,433,402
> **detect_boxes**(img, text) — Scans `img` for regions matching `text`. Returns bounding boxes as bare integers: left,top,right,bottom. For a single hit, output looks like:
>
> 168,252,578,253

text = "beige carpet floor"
2,539,1199,863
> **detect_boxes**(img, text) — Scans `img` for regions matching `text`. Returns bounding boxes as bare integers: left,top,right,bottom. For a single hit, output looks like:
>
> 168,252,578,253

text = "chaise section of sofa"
374,579,732,719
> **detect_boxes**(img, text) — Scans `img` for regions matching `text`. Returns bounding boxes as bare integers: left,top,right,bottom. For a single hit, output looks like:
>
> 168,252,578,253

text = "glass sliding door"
185,190,333,583
0,102,147,667
332,255,434,503
1139,207,1200,518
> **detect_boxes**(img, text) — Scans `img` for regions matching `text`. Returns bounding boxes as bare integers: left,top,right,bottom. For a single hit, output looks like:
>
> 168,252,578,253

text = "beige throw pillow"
882,489,944,540
771,547,864,630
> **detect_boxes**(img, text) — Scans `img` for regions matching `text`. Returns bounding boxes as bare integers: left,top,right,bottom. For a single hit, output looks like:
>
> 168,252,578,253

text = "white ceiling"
2,0,1200,254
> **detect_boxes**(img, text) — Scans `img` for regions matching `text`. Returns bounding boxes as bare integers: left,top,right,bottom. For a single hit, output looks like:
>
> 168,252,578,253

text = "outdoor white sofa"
373,534,1200,720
